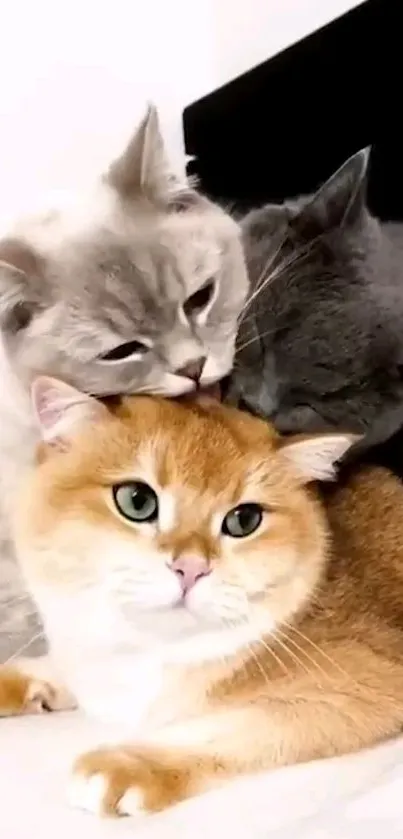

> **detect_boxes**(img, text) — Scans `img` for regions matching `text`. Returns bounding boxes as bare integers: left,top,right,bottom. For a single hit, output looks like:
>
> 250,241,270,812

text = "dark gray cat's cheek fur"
229,351,280,418
231,149,403,451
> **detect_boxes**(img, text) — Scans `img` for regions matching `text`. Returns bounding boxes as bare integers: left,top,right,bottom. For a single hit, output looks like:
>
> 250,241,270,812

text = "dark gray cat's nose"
176,357,206,382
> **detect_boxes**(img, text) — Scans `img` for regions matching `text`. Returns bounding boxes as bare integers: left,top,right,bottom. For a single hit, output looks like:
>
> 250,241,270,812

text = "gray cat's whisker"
3,608,40,622
239,236,317,319
2,630,45,667
244,239,287,298
2,592,33,607
235,327,279,356
237,227,292,323
237,245,310,326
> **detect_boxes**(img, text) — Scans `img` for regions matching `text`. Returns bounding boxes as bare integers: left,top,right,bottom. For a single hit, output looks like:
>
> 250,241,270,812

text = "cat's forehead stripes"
140,401,275,495
41,397,284,526
104,397,282,511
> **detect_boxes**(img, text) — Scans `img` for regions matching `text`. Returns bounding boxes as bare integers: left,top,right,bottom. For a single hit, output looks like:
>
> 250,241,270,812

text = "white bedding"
2,711,403,838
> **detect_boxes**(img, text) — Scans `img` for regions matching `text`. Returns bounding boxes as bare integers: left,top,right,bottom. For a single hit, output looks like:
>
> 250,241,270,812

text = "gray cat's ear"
106,104,191,206
0,238,43,332
280,432,360,482
295,148,371,234
31,377,108,449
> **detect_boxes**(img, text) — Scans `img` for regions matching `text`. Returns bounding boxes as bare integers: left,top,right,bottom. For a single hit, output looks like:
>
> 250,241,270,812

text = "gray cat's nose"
176,357,206,382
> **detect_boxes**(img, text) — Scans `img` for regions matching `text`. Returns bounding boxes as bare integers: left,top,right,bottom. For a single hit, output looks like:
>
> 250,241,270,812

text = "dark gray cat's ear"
105,104,193,207
0,239,41,332
294,148,371,235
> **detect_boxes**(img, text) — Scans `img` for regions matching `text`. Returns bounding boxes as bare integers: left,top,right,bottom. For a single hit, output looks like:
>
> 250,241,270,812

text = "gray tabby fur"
232,149,403,451
0,106,248,661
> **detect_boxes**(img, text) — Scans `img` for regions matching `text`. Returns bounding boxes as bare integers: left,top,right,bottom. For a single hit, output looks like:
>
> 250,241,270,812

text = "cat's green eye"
113,481,158,523
222,503,263,538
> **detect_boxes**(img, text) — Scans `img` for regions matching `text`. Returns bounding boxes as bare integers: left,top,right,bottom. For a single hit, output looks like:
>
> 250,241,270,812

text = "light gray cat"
0,107,248,660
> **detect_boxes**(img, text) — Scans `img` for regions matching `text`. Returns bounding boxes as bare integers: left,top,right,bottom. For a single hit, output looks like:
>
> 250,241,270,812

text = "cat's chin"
177,383,222,407
196,383,222,401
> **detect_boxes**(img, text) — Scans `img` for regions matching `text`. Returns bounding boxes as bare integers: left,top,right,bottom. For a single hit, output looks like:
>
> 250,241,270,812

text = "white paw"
118,789,143,817
68,771,144,818
68,773,107,815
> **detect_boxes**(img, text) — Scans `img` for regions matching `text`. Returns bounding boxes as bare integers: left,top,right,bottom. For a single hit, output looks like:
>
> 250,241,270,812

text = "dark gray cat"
232,149,403,453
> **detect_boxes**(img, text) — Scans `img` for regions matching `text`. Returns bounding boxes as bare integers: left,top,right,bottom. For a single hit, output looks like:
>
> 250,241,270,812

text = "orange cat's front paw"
69,746,192,818
0,665,75,717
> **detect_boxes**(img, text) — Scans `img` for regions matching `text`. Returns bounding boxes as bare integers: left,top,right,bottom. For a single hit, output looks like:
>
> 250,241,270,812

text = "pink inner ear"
31,377,81,437
32,386,70,450
38,399,63,430
32,383,62,431
31,376,107,443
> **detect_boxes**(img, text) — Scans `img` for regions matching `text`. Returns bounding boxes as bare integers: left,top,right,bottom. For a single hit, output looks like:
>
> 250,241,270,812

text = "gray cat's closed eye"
99,281,216,365
183,281,215,318
100,340,149,363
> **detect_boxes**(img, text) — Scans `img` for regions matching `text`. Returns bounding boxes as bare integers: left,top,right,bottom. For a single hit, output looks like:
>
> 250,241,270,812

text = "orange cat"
4,377,403,818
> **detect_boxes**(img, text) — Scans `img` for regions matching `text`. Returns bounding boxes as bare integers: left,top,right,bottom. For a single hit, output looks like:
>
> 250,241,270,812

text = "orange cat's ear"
280,432,360,482
31,377,108,450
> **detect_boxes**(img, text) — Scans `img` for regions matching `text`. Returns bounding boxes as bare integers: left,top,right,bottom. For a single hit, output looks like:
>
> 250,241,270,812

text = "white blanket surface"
2,711,403,838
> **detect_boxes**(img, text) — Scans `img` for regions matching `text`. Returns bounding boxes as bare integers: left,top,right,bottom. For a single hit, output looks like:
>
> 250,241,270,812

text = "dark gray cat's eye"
100,340,148,362
183,281,215,317
113,481,158,523
222,503,263,538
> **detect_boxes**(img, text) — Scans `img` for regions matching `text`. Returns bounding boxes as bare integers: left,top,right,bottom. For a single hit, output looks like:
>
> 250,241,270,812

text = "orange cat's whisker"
252,637,290,679
245,644,275,688
284,623,403,714
282,621,364,691
274,629,333,688
272,634,324,686
258,634,323,687
222,617,289,680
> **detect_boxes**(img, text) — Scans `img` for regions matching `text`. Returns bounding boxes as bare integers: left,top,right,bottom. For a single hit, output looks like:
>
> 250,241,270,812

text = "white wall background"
0,0,363,221
0,0,216,220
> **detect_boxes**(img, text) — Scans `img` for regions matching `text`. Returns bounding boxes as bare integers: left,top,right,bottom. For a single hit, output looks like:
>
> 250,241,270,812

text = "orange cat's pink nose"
169,556,210,594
